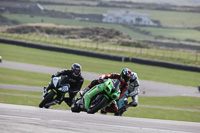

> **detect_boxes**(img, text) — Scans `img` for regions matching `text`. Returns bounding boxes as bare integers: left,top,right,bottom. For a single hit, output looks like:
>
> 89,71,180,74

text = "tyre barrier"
0,38,129,62
1,38,200,72
131,57,200,72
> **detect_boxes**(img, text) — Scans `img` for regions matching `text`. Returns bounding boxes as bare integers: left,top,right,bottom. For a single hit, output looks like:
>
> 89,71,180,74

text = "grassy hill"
1,0,200,66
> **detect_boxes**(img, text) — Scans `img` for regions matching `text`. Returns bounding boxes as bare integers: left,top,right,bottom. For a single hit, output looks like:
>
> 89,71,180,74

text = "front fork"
43,80,56,98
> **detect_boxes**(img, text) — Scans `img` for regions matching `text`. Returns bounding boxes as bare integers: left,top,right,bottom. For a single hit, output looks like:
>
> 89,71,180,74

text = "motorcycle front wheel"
39,91,56,108
87,94,108,114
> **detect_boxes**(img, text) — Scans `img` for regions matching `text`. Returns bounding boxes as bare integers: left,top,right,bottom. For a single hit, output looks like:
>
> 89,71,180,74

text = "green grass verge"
1,43,200,87
0,67,50,86
123,107,200,122
140,96,200,110
0,67,91,88
0,88,200,122
0,88,71,110
1,88,199,110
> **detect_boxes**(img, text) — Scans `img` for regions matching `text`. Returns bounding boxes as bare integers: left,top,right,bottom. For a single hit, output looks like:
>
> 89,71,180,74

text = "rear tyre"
39,91,56,108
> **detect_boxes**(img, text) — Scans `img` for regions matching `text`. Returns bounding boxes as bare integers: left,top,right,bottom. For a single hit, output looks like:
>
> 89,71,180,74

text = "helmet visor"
74,70,80,75
124,76,130,82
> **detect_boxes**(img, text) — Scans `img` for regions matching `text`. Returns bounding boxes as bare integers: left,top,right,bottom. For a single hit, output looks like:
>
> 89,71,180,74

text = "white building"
102,9,156,26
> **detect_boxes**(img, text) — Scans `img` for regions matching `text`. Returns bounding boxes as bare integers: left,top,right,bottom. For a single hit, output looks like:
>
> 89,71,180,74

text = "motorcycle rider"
114,72,140,116
43,63,84,107
126,72,140,107
79,68,132,112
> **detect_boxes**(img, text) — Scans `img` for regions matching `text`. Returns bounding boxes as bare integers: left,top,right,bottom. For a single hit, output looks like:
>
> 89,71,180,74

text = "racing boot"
128,95,138,107
105,101,118,113
63,97,72,107
44,99,59,108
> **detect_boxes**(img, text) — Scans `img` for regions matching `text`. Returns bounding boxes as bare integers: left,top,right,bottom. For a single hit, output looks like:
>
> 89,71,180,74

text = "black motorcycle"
39,76,71,108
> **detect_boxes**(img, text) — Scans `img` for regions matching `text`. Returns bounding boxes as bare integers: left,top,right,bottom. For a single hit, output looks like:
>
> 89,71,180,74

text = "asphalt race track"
1,103,200,133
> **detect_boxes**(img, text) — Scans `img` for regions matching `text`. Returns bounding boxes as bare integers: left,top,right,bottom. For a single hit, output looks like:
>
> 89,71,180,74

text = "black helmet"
71,63,82,77
120,68,132,82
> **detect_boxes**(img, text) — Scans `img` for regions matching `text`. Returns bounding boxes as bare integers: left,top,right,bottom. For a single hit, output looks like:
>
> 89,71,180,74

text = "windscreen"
112,79,120,91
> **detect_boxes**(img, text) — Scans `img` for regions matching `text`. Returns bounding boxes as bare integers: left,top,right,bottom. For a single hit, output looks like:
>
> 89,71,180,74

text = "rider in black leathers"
43,63,84,107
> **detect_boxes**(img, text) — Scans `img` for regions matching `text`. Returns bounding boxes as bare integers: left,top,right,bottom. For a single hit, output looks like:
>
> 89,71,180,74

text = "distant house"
102,9,156,26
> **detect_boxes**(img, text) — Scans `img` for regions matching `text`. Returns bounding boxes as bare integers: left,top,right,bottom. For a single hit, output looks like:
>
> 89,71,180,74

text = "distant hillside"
4,24,131,40
107,0,200,6
0,14,20,26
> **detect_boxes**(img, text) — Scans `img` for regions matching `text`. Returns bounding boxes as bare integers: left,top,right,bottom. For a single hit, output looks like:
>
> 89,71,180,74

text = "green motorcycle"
71,78,121,114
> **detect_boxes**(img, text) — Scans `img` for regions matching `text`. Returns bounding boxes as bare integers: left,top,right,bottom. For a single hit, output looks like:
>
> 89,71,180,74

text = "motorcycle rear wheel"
87,94,108,114
39,91,56,108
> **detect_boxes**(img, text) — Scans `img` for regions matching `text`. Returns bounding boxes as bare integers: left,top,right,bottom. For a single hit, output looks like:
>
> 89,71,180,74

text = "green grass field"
2,12,200,47
1,33,200,66
0,67,91,88
30,0,200,6
139,27,200,42
0,67,50,86
43,5,107,14
2,14,152,40
5,12,200,42
0,43,200,87
2,12,200,57
123,106,200,122
42,4,200,28
135,9,200,28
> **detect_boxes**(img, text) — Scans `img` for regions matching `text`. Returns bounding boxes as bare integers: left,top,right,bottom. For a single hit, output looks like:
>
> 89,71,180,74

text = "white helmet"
131,72,138,80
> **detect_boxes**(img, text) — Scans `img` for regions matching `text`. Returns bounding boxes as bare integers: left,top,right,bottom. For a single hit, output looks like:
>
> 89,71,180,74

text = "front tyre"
87,95,108,114
39,91,56,108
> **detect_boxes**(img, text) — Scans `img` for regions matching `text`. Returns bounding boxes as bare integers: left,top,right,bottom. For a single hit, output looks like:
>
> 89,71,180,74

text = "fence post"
187,53,190,61
146,49,149,56
122,57,124,62
96,42,98,50
154,49,157,56
170,50,173,58
163,50,165,57
140,48,142,54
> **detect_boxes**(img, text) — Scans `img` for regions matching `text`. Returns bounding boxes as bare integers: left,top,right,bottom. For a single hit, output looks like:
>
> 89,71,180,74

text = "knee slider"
129,102,138,107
